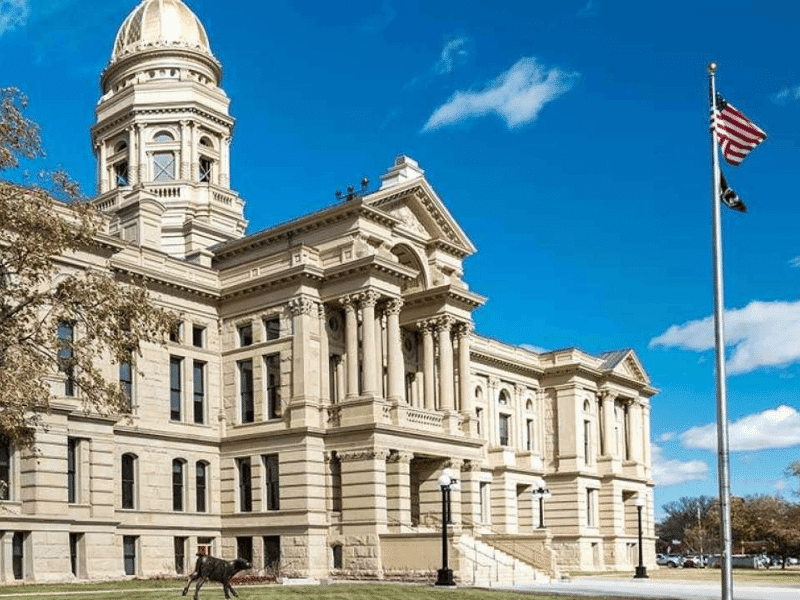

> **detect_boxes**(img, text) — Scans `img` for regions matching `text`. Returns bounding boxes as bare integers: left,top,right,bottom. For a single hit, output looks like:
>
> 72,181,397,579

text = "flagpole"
708,61,734,600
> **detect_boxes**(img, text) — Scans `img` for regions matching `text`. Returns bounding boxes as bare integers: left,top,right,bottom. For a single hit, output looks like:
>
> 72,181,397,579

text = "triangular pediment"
365,156,476,256
600,349,650,385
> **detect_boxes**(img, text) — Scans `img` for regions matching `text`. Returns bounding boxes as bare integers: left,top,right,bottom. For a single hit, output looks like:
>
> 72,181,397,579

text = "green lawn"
0,581,616,600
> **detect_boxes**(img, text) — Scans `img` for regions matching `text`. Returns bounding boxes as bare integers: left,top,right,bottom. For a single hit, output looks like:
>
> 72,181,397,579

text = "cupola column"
221,136,231,187
180,120,191,180
128,125,139,186
96,142,107,193
138,129,148,183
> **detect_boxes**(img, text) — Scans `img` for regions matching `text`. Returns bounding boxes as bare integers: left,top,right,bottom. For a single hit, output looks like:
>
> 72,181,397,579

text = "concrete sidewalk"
498,577,800,600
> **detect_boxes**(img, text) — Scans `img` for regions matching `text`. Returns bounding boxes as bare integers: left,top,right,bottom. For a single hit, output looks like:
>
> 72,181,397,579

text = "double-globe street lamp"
531,479,551,529
435,468,459,587
634,495,648,579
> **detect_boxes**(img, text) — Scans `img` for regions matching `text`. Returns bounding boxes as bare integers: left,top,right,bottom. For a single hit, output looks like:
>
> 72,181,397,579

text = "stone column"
138,126,148,183
335,357,345,404
386,451,412,528
341,296,359,398
385,299,404,403
515,383,527,451
318,304,330,406
456,322,473,414
446,459,463,528
601,391,617,458
642,403,652,470
487,377,499,446
127,126,138,186
288,297,320,427
221,135,231,187
189,122,199,181
360,291,379,396
96,141,107,193
375,311,384,397
180,120,191,180
420,321,435,410
436,316,455,412
629,401,643,463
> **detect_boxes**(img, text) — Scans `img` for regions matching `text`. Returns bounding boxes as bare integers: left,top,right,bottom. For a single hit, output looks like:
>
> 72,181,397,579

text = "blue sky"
2,0,800,521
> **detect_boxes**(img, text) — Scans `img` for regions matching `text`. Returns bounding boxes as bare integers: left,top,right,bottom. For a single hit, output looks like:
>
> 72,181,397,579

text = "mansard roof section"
364,155,477,258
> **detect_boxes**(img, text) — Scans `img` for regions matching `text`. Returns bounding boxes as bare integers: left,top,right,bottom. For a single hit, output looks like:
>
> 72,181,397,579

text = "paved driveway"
502,577,800,600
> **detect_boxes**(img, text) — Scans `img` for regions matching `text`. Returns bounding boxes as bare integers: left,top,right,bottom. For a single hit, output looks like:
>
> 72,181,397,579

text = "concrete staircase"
456,533,553,587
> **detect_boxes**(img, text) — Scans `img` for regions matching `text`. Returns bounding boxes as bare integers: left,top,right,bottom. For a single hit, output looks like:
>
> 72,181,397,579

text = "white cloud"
435,38,469,75
0,0,29,36
680,405,800,452
658,431,676,442
649,300,800,374
772,85,800,104
422,57,578,132
651,445,709,486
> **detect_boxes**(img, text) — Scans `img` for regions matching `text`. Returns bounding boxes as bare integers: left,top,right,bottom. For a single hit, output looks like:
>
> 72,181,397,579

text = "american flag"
712,94,767,166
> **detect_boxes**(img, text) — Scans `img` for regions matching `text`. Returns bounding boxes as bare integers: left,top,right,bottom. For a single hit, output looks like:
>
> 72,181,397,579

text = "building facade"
0,0,656,584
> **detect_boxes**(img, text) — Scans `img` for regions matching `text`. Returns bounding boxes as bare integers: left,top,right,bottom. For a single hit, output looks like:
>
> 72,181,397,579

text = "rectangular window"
123,535,137,575
114,161,129,187
263,454,280,511
587,488,597,527
170,356,182,421
196,461,207,513
121,454,135,509
193,361,205,424
265,354,280,420
58,321,75,397
197,537,213,557
237,537,253,563
172,460,184,511
239,360,254,423
68,438,78,503
238,323,253,347
526,418,533,451
174,537,186,575
0,437,10,500
12,532,24,580
263,536,280,570
153,151,175,182
120,359,133,410
264,317,280,340
499,414,510,446
199,157,212,183
476,407,483,437
192,325,205,348
69,532,82,577
238,458,252,512
584,420,592,464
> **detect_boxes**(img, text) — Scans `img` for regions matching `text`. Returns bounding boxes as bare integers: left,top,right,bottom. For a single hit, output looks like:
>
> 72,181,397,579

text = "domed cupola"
91,0,247,262
111,0,213,64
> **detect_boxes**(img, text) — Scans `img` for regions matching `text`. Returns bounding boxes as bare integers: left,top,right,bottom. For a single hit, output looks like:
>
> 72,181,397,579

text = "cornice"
470,350,544,378
220,263,324,301
92,104,233,142
109,257,220,300
321,254,415,287
402,284,486,311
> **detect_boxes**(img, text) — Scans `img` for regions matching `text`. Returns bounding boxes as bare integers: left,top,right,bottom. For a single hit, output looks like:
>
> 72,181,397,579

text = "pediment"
601,349,650,385
365,176,476,257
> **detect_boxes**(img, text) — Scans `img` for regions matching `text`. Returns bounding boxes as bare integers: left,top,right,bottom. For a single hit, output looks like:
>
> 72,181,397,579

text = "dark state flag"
720,172,746,213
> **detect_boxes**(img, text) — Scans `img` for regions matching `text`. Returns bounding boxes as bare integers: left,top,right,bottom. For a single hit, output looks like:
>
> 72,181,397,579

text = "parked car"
656,554,684,568
683,555,707,568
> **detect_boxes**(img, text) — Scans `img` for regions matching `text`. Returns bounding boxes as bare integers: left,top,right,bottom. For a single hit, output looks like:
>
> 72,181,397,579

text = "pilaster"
288,297,320,427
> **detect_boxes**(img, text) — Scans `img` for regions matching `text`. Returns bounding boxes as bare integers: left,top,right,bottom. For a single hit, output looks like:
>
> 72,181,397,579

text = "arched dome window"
199,136,213,148
154,131,174,143
114,141,128,153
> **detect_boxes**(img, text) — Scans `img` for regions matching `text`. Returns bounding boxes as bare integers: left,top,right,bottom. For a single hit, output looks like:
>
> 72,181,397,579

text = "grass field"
0,568,798,600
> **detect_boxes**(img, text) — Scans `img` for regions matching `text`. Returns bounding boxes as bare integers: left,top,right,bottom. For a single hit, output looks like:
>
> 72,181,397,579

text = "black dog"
182,554,252,599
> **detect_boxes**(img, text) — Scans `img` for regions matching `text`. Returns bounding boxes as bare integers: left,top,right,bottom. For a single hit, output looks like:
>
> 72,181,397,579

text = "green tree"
0,88,175,448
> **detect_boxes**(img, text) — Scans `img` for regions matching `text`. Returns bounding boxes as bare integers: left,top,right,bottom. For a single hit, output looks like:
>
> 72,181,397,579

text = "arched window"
199,136,213,148
172,459,185,511
195,461,208,513
121,453,137,509
498,389,509,405
114,140,128,153
153,131,174,143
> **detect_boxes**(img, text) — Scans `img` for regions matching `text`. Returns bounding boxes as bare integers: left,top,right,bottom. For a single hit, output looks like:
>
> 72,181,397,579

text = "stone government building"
0,0,656,584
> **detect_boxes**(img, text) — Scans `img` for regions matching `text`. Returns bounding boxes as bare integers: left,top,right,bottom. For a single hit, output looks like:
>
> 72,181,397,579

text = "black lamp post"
435,468,458,587
634,495,649,579
531,479,551,529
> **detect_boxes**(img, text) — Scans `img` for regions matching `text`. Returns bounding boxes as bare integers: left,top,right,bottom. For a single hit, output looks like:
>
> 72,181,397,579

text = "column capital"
387,450,414,464
445,458,464,472
318,302,330,320
339,295,357,311
416,318,435,333
488,376,500,390
179,119,191,127
384,297,403,316
515,383,527,396
463,459,482,472
434,315,456,333
598,389,619,402
338,448,391,462
358,290,381,308
454,321,474,338
288,297,318,317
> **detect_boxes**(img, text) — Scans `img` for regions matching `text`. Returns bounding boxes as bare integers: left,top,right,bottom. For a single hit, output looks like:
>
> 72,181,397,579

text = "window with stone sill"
121,453,137,509
264,317,280,341
153,151,175,182
499,413,511,446
199,156,212,183
114,161,129,187
0,436,12,501
196,461,208,513
238,457,252,512
172,458,186,511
